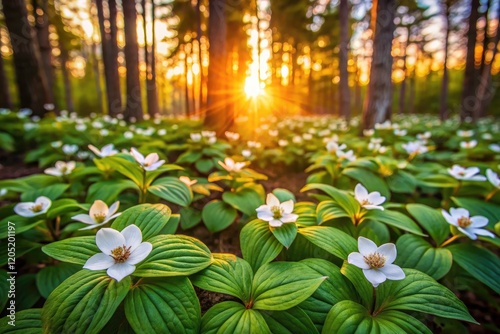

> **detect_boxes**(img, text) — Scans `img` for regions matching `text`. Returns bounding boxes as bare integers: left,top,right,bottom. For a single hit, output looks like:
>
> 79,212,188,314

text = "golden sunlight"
244,74,263,98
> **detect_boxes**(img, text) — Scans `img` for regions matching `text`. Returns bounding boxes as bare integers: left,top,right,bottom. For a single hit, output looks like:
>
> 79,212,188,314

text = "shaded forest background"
0,0,499,133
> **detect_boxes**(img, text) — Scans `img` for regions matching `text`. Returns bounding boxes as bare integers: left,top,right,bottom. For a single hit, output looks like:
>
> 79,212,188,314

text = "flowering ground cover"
0,109,499,333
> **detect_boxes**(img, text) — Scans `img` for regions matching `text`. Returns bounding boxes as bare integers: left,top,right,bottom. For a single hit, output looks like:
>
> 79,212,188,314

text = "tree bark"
196,0,205,111
361,0,396,130
460,0,480,121
142,0,159,118
96,0,122,116
123,0,144,120
339,0,351,119
439,1,451,121
59,48,74,113
398,27,409,115
204,0,230,136
0,31,12,109
2,0,51,116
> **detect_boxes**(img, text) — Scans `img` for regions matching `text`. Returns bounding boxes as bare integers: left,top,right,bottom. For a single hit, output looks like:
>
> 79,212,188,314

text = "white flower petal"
470,216,488,228
83,253,115,270
14,203,36,217
96,228,126,255
266,193,280,207
269,219,283,227
90,200,108,220
347,252,370,269
107,263,136,282
457,227,477,240
367,192,385,206
130,148,144,164
377,243,397,264
354,184,368,202
441,210,457,226
281,213,298,223
280,200,294,214
358,237,377,256
72,214,96,225
363,205,384,211
379,264,405,280
256,210,273,221
363,269,387,287
78,222,108,230
449,208,469,219
107,201,120,217
127,242,153,265
121,225,143,252
144,153,159,166
471,228,495,238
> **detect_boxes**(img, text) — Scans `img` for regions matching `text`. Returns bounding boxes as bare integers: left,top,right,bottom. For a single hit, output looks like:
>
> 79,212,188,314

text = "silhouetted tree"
0,28,12,109
339,0,350,120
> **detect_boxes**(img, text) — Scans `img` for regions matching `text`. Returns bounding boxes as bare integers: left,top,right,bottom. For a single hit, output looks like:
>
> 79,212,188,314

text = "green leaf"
190,253,253,303
364,209,426,236
417,174,458,188
86,180,139,203
447,243,500,294
260,307,319,334
36,263,81,298
322,301,431,334
343,167,391,200
46,199,87,220
451,197,500,228
42,236,99,265
240,220,283,272
376,269,477,323
272,188,296,202
202,200,237,233
41,270,130,334
145,164,184,186
298,259,359,332
252,262,326,311
124,277,200,334
148,177,193,207
0,239,41,266
395,234,452,280
316,201,349,224
223,187,263,216
340,261,374,310
387,170,417,194
0,270,8,311
196,159,215,174
358,221,390,245
180,207,202,230
111,203,172,241
21,183,69,202
407,203,449,245
298,226,357,259
0,309,42,334
301,184,360,216
201,301,271,334
294,202,318,227
17,274,41,310
102,156,143,185
271,223,298,249
135,234,212,277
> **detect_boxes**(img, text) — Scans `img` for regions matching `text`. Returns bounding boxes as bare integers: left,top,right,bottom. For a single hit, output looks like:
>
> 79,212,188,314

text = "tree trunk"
60,49,74,113
339,0,351,119
96,0,122,116
460,0,480,121
204,0,230,136
439,2,451,121
184,46,190,117
398,28,409,115
142,0,159,118
361,0,396,130
33,0,56,107
196,0,205,111
478,0,491,77
2,0,51,116
0,33,12,109
90,41,104,114
123,0,144,120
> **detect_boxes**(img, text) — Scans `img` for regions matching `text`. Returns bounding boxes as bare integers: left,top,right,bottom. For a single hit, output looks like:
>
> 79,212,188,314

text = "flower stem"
439,235,460,248
485,189,499,202
371,287,377,315
139,168,147,204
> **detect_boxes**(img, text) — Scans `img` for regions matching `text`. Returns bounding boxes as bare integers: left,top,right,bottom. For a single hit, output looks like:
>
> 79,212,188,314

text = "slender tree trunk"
96,0,122,116
361,0,396,130
196,0,205,111
339,0,351,119
398,29,409,115
0,33,12,109
33,0,56,107
2,0,51,116
439,2,451,121
90,41,104,114
149,0,159,117
142,0,159,118
354,54,362,113
60,49,74,113
460,0,480,121
123,0,144,120
184,46,190,117
204,0,230,136
478,0,491,77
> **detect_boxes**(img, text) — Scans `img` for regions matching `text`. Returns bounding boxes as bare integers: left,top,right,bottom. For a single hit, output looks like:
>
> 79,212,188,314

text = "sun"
244,75,264,98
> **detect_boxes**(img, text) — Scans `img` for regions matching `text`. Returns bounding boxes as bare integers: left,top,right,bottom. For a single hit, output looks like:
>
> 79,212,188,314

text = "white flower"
241,149,252,158
130,148,165,171
348,237,405,288
394,129,407,136
248,141,262,148
88,144,118,158
402,141,428,155
14,196,52,217
489,144,500,153
0,188,7,197
326,140,346,153
486,169,500,189
448,165,486,181
202,130,216,138
51,141,62,148
278,140,288,147
179,176,197,187
363,129,374,137
62,144,78,155
256,193,298,227
158,129,167,136
190,133,202,142
124,131,134,139
460,140,477,149
218,157,246,172
44,161,76,176
457,130,474,137
442,208,495,240
225,131,240,141
416,131,431,140
100,129,109,136
354,184,385,210
336,149,356,162
72,200,122,230
482,133,492,140
75,124,87,132
83,225,152,282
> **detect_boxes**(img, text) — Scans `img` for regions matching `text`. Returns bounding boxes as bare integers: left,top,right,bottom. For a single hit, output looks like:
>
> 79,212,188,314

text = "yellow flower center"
360,199,371,206
111,245,132,263
457,216,471,228
271,206,283,219
30,204,43,212
378,166,393,177
364,252,386,269
93,212,107,224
